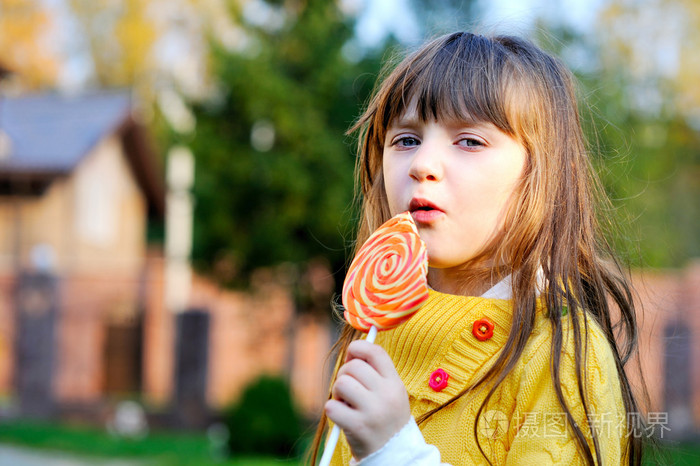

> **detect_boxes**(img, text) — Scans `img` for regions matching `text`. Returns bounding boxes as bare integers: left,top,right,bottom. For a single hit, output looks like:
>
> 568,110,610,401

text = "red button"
472,317,495,341
429,368,449,391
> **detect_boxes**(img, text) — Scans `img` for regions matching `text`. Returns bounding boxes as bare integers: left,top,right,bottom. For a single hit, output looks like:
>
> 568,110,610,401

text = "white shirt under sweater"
350,276,524,466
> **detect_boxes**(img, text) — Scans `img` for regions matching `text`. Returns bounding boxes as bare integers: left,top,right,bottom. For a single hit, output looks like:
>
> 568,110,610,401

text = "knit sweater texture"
330,289,628,465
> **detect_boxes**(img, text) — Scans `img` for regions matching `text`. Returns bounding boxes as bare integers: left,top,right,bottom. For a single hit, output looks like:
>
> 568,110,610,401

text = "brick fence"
0,255,698,436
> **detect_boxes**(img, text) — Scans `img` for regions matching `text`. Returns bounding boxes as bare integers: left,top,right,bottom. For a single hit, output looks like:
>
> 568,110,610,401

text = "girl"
311,32,646,465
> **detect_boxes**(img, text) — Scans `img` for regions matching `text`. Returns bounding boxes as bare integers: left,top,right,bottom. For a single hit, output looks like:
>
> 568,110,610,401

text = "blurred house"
0,89,331,425
0,90,164,418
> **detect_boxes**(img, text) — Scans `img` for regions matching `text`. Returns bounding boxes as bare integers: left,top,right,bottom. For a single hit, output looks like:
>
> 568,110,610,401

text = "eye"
392,135,421,148
456,136,484,148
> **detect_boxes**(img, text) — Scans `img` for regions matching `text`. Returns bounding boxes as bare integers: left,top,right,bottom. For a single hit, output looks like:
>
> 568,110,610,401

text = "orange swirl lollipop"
342,211,429,333
319,212,429,466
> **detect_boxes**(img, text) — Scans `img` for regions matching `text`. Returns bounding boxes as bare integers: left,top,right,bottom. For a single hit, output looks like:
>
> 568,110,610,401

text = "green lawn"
644,439,700,466
0,420,302,465
2,420,699,465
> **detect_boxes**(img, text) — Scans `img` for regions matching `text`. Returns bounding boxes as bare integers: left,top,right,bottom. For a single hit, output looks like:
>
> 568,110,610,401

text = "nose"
408,144,443,182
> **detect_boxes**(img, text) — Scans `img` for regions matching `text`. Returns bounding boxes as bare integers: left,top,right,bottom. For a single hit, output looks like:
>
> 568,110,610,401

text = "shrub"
224,375,302,457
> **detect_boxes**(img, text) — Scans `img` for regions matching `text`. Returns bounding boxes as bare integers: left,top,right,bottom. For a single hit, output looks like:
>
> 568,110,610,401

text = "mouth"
408,198,444,224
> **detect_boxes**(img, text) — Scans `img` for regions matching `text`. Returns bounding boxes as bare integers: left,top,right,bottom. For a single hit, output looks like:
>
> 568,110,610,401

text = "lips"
409,198,444,224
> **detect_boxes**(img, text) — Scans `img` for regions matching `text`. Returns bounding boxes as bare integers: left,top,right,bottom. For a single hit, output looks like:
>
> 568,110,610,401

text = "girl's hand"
324,340,411,460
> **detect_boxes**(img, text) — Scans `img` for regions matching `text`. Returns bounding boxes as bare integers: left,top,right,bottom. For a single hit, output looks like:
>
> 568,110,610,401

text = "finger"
332,373,370,409
336,358,381,392
324,398,363,432
346,340,398,379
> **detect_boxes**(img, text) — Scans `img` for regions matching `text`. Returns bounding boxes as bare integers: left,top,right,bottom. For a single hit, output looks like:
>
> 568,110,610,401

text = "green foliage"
223,375,302,458
592,109,700,267
538,24,700,268
185,0,383,288
574,61,700,267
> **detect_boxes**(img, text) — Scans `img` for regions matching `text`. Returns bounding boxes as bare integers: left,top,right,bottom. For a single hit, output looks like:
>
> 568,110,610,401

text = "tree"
68,0,156,90
183,0,383,290
589,0,700,266
598,0,700,122
0,0,59,88
539,14,700,268
67,0,218,102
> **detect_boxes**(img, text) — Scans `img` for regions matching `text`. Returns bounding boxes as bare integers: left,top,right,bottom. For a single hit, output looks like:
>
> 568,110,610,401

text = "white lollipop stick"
318,325,378,466
365,324,378,344
318,426,340,466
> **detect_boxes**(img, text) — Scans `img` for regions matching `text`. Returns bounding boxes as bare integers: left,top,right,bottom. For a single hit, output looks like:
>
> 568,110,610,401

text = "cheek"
489,174,527,237
381,160,401,212
453,178,517,236
483,159,526,212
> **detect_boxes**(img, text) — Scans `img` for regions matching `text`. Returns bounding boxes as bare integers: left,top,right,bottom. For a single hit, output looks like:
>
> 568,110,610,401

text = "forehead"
388,98,486,129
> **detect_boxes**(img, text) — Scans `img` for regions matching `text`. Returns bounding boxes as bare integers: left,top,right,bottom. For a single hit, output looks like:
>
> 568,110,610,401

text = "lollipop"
319,212,429,466
342,211,429,333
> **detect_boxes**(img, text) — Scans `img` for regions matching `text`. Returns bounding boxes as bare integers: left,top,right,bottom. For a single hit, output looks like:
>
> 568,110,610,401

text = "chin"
427,249,484,270
427,257,467,270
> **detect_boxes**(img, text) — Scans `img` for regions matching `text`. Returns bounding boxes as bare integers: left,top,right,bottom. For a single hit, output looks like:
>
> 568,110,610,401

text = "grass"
644,438,700,466
0,420,302,465
2,420,700,465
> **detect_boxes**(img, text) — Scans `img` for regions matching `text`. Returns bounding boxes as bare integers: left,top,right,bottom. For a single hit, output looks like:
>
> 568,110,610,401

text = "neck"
428,266,498,297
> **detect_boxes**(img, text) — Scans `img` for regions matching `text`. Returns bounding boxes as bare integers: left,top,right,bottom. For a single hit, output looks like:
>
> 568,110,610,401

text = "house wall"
0,177,72,272
0,246,332,418
142,252,332,415
629,262,700,435
0,134,147,400
69,135,146,275
0,134,146,276
54,135,147,402
54,271,143,403
0,275,14,395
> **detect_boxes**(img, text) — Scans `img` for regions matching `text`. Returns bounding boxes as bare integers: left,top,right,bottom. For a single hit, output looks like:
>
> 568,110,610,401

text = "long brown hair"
310,32,646,465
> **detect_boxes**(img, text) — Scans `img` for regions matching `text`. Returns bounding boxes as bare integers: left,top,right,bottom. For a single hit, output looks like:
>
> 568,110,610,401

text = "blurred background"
0,0,698,464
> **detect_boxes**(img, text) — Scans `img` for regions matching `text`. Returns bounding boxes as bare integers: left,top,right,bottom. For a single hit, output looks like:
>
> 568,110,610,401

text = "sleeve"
505,318,629,465
350,417,452,466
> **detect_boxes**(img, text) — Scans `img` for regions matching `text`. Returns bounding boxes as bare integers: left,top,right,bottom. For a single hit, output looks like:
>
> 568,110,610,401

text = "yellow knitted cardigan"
331,289,628,465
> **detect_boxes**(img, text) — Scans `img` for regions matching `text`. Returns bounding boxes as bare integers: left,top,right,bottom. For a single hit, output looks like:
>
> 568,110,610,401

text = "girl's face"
382,107,527,293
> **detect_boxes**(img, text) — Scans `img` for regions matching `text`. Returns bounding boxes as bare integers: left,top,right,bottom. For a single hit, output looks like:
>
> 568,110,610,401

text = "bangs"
380,33,518,135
